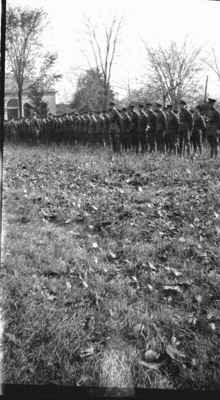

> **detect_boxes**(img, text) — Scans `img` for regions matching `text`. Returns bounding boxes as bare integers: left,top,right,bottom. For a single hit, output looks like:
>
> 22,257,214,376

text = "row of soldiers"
4,98,220,158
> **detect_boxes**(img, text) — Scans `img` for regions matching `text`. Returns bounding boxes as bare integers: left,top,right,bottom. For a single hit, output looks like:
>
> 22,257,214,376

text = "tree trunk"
18,87,23,118
103,85,109,112
162,93,166,108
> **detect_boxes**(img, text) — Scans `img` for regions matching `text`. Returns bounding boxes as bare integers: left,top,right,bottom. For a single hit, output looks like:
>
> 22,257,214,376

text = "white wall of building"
4,91,56,120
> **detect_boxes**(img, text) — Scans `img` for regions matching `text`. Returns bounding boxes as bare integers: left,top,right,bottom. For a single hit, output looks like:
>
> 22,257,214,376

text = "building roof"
5,73,56,95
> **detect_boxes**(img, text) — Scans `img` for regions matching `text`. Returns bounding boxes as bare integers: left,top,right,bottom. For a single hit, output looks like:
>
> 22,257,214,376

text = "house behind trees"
4,74,56,120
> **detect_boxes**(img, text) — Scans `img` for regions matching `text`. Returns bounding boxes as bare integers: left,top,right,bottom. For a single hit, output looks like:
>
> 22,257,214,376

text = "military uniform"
108,102,123,152
154,103,167,153
178,100,193,156
145,103,157,152
137,104,148,152
165,105,179,154
128,105,139,153
120,108,132,151
205,98,220,158
191,107,206,155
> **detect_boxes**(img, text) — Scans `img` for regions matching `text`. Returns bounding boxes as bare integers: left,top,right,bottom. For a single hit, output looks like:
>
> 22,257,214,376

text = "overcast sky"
6,0,220,103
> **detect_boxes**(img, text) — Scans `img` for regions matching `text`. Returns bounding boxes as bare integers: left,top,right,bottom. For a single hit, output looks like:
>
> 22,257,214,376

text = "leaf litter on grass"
2,145,220,388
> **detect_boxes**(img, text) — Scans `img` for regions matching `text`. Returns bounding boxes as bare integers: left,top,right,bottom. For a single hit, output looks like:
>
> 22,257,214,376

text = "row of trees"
72,34,220,111
5,6,220,117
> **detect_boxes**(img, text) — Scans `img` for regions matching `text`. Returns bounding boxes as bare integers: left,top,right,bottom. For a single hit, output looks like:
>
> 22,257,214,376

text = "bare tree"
143,38,203,106
82,15,123,111
204,48,220,82
6,6,47,117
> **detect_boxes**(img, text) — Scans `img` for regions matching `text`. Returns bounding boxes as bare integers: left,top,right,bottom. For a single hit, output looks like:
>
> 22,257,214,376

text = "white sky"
6,0,220,103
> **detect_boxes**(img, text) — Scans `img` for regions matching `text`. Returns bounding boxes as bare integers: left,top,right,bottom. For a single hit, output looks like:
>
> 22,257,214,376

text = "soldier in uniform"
95,111,103,146
178,100,193,157
137,103,148,152
164,104,179,154
120,107,131,152
205,98,220,158
102,110,111,147
153,102,167,153
128,104,139,153
191,105,206,155
31,112,41,144
108,102,123,152
145,102,157,152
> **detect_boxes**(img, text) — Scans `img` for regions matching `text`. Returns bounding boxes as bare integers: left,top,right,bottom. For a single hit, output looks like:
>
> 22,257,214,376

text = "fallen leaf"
144,349,161,362
209,323,216,331
108,250,117,259
66,281,71,291
191,358,197,367
166,344,185,360
148,261,156,271
170,268,182,277
138,360,164,370
195,294,202,304
4,332,20,346
80,346,94,358
81,280,88,289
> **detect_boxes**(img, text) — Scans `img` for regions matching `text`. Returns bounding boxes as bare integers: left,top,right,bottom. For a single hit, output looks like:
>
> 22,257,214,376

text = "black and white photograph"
1,0,220,394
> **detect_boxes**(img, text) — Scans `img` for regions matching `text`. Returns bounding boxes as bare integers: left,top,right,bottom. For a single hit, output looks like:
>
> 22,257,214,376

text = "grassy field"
1,143,220,389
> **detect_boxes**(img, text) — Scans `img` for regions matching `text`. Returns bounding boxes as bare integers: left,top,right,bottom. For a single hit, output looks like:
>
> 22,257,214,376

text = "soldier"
7,118,17,143
178,100,193,157
120,107,132,152
145,102,157,152
205,98,220,158
164,104,179,154
31,112,41,144
108,102,123,152
191,105,206,156
128,104,139,153
103,111,109,147
153,102,167,153
137,103,148,152
95,111,102,146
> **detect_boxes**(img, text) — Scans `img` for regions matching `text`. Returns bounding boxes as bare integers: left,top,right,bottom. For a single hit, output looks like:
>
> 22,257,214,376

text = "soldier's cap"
109,101,115,106
166,104,173,109
128,104,135,108
145,102,152,107
155,102,162,108
138,103,144,108
208,98,216,104
179,100,186,105
122,107,127,111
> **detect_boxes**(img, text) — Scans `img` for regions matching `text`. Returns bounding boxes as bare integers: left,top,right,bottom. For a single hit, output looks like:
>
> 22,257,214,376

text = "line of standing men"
4,98,220,158
108,98,220,158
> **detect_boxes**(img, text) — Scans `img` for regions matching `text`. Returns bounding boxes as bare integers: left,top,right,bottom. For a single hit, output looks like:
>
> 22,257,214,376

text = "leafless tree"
82,15,123,110
142,38,203,106
6,6,47,117
204,48,220,82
